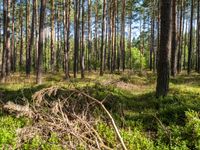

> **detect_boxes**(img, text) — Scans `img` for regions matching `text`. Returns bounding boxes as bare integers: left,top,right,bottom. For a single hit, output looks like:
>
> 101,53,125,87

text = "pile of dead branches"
3,86,127,150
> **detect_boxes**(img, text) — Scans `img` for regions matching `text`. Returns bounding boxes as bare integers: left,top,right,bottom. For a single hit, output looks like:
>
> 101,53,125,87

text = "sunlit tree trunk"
100,0,106,76
81,0,85,78
36,0,47,84
50,0,56,72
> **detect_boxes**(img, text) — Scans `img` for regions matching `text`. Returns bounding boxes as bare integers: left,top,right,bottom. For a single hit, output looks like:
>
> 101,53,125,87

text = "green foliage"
126,47,147,69
23,133,63,150
96,122,154,150
0,115,27,149
185,110,200,149
0,73,200,149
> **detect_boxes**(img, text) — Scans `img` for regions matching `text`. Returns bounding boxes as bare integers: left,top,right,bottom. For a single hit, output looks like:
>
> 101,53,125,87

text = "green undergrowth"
0,72,200,149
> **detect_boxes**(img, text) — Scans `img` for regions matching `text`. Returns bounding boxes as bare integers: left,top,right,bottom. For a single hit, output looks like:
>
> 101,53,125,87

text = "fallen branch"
80,91,128,150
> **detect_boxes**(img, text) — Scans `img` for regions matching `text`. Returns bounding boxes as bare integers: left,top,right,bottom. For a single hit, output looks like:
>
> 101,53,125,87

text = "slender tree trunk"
81,0,85,78
94,0,99,72
129,15,132,70
171,0,177,77
26,0,31,76
34,0,39,72
74,0,80,78
26,0,36,76
177,0,183,74
11,0,16,72
150,15,155,71
104,6,108,71
87,0,92,72
156,0,160,70
64,0,71,79
197,0,200,73
56,7,60,72
156,0,172,97
188,0,194,75
1,0,8,82
50,0,56,72
100,0,106,76
120,0,126,71
107,2,111,71
111,0,116,73
36,0,47,84
19,0,23,71
5,0,11,76
183,20,188,70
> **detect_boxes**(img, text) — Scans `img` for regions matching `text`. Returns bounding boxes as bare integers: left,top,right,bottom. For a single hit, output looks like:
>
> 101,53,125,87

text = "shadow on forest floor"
0,72,200,131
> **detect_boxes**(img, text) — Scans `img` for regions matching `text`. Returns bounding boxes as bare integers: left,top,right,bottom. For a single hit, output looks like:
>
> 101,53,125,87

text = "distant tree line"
0,0,199,96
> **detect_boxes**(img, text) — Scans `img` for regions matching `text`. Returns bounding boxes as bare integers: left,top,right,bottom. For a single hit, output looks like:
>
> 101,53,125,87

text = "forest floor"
0,71,200,149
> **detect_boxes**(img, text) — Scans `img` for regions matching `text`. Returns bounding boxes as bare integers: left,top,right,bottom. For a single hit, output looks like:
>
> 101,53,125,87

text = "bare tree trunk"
26,0,31,76
120,0,125,71
11,0,16,72
87,0,92,72
19,0,23,71
27,0,36,77
100,0,106,76
64,0,71,79
74,0,80,78
177,0,183,74
156,0,172,97
1,0,8,82
94,0,99,72
36,0,47,84
5,0,11,76
183,20,188,70
171,0,177,77
129,15,132,70
197,0,200,73
81,0,85,78
188,0,194,75
51,0,56,72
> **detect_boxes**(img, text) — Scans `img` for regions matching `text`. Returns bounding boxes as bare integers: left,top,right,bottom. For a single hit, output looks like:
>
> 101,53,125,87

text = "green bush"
0,116,27,149
126,47,147,70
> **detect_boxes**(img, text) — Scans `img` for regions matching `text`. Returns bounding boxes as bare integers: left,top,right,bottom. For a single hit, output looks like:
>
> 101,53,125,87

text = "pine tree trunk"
197,0,200,73
19,0,23,71
5,0,11,76
87,0,92,72
81,0,85,78
156,0,172,97
50,0,56,72
177,0,183,74
36,0,46,84
11,0,16,72
64,0,71,79
74,0,80,78
171,0,177,77
120,0,125,71
100,0,106,76
188,0,194,75
26,0,31,76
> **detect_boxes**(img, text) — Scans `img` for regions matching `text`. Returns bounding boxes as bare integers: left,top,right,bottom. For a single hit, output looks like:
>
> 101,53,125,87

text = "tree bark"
197,0,200,73
100,0,106,76
81,0,85,78
188,0,194,75
50,0,56,72
156,0,172,97
26,0,31,76
171,0,177,77
36,0,47,84
120,0,126,71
